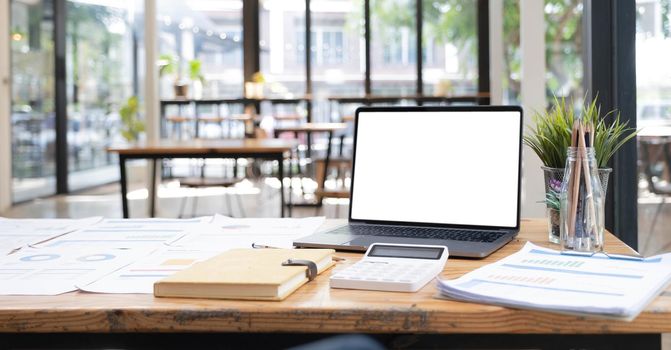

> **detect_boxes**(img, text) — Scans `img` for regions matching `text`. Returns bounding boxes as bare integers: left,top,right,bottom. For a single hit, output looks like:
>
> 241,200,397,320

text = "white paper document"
0,217,102,256
0,247,148,295
437,242,671,320
170,214,325,249
79,247,223,294
35,218,210,250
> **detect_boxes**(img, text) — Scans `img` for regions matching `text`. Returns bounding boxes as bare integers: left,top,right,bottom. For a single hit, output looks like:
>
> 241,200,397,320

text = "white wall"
0,0,12,213
520,0,547,218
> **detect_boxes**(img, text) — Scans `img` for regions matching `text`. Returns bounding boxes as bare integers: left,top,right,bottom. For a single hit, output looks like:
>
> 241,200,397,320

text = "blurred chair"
640,138,671,252
165,115,193,140
314,157,351,218
177,160,246,218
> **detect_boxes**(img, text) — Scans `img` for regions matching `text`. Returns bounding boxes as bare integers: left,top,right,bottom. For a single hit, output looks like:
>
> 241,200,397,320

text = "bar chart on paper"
79,247,223,293
520,258,585,268
438,242,671,319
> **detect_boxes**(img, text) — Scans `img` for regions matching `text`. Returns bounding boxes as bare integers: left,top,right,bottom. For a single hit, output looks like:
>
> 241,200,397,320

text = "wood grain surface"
1,219,669,334
274,123,347,133
107,139,296,155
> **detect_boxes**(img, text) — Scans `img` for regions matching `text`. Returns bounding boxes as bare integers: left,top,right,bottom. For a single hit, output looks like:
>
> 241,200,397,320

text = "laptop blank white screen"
350,110,521,228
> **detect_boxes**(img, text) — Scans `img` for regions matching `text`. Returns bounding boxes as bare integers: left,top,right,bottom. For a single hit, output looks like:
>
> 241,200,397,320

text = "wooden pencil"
569,119,581,238
580,121,599,245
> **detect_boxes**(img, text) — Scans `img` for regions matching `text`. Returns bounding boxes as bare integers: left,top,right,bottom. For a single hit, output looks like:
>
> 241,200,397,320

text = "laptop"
294,105,523,258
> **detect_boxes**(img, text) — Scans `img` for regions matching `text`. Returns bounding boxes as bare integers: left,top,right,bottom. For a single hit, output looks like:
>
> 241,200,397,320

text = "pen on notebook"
251,243,346,261
251,243,278,249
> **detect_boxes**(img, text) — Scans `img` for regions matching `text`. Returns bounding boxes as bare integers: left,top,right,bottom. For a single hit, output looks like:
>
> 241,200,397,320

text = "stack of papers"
438,242,671,320
0,215,326,295
171,214,325,249
34,218,210,249
0,217,102,255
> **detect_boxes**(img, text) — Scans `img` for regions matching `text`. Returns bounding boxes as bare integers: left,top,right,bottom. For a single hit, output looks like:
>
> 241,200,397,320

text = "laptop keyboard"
329,225,506,243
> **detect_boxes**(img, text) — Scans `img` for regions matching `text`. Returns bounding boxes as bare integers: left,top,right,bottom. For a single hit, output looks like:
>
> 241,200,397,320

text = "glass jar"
559,147,604,253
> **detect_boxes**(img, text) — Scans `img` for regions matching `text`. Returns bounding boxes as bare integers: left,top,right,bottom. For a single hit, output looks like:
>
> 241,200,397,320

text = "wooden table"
639,126,671,139
0,219,668,348
107,139,297,218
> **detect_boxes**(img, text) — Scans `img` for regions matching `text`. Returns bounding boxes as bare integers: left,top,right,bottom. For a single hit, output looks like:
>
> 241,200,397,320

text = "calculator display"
368,245,444,260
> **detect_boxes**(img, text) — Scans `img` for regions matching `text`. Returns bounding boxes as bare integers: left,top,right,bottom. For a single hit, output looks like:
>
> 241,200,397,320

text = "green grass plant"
523,96,638,169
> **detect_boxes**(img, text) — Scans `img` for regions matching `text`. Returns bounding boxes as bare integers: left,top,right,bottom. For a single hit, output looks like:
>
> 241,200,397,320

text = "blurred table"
107,139,297,218
639,126,671,139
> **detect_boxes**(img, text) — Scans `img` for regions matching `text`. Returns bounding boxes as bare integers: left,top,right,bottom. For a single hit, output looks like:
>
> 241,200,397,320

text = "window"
422,0,478,95
544,0,584,101
158,0,244,99
310,0,364,122
635,0,671,251
66,0,140,191
502,0,520,104
260,0,306,96
498,0,584,104
11,0,56,202
370,0,416,96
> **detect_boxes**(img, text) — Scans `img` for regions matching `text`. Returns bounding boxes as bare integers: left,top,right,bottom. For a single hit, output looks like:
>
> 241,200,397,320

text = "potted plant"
118,96,145,143
158,53,189,98
524,96,638,243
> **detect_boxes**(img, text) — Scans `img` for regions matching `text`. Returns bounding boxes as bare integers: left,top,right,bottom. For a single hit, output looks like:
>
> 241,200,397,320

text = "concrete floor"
2,179,350,220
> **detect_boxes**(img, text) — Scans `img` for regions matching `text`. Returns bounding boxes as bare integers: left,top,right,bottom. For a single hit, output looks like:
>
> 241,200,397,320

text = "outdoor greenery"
189,59,205,84
158,54,205,84
523,96,638,169
159,53,178,77
118,96,144,142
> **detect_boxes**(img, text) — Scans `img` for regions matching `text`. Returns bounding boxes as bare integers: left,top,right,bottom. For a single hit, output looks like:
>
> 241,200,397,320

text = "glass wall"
422,0,478,96
544,0,584,102
11,0,56,202
66,0,141,191
370,0,416,96
311,0,364,122
635,0,671,254
158,0,243,99
502,0,520,104
498,0,583,105
260,0,307,96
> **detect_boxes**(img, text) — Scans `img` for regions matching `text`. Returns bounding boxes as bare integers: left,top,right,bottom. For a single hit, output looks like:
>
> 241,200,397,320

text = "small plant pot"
542,166,611,244
174,83,189,98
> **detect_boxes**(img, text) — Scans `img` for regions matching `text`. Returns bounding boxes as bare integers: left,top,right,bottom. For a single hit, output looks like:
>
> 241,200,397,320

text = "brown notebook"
154,248,335,301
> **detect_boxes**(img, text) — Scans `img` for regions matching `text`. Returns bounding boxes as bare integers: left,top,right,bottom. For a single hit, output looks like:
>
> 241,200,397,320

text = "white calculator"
330,243,449,292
